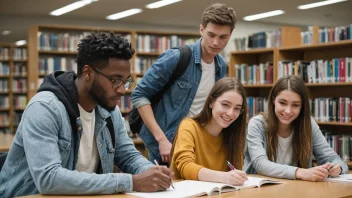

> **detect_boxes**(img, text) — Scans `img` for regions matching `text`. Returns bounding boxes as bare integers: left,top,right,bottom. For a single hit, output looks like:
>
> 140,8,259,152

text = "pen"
154,159,175,189
328,163,335,171
226,160,236,171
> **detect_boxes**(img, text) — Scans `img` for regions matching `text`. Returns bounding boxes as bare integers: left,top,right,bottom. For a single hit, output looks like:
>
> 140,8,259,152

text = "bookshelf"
0,44,11,134
0,44,28,134
27,25,133,99
132,30,199,79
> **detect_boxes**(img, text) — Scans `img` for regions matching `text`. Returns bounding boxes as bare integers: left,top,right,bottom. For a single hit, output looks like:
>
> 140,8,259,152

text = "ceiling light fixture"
146,0,182,9
298,0,347,9
15,40,27,46
1,30,11,35
106,8,142,20
243,10,285,21
50,0,98,16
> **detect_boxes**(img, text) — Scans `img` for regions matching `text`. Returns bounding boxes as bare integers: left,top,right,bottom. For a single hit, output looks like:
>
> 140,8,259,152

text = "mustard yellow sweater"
170,118,227,180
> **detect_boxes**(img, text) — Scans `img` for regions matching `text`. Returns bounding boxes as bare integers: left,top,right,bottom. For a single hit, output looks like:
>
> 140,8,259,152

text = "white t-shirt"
276,130,294,165
187,59,215,117
76,104,99,173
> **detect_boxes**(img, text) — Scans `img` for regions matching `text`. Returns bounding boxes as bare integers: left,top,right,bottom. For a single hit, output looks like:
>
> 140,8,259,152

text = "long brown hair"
192,77,247,169
264,75,312,168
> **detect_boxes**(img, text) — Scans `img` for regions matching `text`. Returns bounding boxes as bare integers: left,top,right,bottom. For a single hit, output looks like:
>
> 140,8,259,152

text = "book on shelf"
0,47,10,60
310,97,351,123
247,97,268,119
318,25,352,44
127,177,282,198
136,34,197,53
234,62,273,85
301,26,314,45
322,131,352,163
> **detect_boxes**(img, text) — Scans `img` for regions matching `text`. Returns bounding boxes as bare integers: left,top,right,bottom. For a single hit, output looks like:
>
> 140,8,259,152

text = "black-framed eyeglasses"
92,67,134,89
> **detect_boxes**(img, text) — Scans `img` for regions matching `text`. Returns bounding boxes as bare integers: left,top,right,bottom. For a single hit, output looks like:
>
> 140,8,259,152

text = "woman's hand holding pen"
224,161,247,185
222,170,248,186
296,164,329,182
325,162,342,177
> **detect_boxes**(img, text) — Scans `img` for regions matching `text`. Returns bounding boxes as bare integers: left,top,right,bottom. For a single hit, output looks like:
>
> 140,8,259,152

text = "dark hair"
76,32,135,77
194,77,247,169
263,75,312,168
202,3,237,30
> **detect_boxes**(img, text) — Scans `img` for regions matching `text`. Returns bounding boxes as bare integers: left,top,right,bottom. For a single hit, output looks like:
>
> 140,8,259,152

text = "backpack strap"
105,117,115,149
154,45,192,99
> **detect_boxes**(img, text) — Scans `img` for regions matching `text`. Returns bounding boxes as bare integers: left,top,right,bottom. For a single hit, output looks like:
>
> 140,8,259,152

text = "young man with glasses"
0,32,173,198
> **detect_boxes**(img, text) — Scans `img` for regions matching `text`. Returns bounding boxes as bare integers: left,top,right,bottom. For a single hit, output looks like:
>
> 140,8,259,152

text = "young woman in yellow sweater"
170,77,248,186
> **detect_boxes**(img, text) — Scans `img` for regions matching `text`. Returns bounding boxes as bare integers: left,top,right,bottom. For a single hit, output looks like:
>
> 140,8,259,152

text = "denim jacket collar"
194,38,223,74
95,105,111,120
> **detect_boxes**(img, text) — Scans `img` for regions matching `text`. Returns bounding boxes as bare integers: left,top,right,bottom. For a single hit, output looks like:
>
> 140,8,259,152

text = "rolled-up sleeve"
131,49,180,109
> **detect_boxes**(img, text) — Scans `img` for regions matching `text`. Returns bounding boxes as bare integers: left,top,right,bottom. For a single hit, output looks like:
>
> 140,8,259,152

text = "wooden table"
0,133,14,152
22,176,352,198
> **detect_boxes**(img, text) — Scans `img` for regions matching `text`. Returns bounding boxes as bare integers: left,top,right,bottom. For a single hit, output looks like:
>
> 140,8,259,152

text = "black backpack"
129,45,192,134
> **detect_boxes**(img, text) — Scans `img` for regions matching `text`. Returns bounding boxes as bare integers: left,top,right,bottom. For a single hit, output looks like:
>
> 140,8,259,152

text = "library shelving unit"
0,44,11,134
229,26,302,119
0,44,28,134
132,30,199,82
27,25,134,99
11,45,28,134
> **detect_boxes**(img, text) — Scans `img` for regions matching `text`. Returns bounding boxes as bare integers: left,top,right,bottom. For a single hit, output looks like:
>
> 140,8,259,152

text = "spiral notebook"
128,176,282,198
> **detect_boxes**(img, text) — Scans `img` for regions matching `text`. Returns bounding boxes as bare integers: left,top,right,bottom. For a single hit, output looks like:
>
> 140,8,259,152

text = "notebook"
324,174,352,183
127,176,282,198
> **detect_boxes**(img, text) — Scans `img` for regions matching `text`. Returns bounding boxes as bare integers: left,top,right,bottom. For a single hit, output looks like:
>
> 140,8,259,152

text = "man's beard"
89,79,116,112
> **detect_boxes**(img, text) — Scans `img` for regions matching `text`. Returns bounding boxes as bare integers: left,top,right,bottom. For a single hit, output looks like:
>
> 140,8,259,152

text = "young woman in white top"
243,75,348,181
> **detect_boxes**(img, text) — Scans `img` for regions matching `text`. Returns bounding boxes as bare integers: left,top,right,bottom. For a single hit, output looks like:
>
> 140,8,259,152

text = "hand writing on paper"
158,138,172,163
222,170,248,186
296,164,329,182
132,166,174,192
326,163,341,177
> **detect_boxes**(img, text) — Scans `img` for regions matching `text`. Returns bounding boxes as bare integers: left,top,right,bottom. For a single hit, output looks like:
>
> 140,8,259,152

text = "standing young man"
131,3,237,164
0,32,173,198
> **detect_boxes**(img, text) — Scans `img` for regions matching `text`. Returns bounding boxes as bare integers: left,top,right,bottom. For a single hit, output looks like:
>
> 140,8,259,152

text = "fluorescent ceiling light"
106,9,142,20
50,0,98,16
15,40,27,46
297,0,347,9
243,10,285,21
1,30,11,35
146,0,182,9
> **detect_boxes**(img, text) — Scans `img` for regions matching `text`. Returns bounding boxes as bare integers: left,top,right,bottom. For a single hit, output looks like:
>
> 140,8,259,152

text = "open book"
324,174,352,183
127,176,282,198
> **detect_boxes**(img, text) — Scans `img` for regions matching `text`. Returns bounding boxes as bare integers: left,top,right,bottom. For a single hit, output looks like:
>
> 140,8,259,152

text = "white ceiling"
0,0,351,43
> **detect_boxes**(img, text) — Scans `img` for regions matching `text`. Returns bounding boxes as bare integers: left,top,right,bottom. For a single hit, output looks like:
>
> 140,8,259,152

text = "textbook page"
127,180,234,198
128,177,282,198
238,176,283,189
324,174,352,183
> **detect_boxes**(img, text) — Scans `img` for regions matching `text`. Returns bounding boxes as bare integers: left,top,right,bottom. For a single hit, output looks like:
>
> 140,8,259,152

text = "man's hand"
132,166,174,192
158,138,172,163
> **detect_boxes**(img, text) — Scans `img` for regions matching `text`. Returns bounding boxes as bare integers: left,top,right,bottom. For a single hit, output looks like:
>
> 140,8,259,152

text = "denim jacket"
131,38,227,162
0,91,154,198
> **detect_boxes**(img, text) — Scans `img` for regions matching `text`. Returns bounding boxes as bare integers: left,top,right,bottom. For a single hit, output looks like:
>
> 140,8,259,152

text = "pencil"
154,159,175,189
